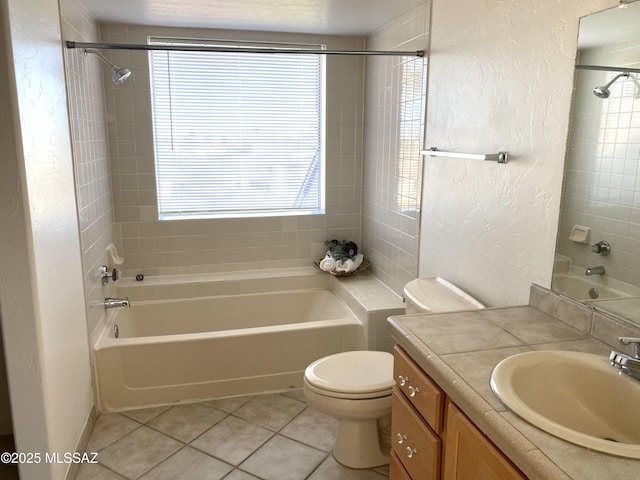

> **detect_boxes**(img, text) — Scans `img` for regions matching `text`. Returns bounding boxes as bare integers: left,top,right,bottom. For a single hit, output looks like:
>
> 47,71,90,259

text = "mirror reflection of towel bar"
420,147,508,164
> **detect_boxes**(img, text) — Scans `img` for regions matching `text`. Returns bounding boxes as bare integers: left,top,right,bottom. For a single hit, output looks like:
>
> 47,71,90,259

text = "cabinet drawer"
394,345,445,434
389,450,412,480
391,387,441,480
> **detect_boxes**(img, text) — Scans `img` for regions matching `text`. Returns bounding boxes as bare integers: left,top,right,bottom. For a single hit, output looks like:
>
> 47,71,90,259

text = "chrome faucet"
104,297,130,309
610,337,640,381
585,265,605,276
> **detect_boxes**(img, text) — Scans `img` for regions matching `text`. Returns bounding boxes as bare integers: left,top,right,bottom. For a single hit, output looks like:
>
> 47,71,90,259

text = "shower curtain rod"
576,64,640,74
66,41,424,57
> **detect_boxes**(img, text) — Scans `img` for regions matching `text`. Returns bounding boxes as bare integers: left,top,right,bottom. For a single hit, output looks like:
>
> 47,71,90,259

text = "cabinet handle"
408,385,420,397
406,446,418,458
398,375,409,386
396,433,407,444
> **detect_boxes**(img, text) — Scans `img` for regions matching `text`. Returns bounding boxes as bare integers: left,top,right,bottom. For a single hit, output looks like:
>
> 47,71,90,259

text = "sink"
490,350,640,458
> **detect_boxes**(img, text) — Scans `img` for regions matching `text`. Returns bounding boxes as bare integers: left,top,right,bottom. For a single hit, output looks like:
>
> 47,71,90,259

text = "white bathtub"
552,273,631,301
94,274,365,412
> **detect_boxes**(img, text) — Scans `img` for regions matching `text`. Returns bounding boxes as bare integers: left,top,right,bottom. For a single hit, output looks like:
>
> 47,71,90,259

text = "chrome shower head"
84,49,132,85
112,67,132,84
593,72,630,98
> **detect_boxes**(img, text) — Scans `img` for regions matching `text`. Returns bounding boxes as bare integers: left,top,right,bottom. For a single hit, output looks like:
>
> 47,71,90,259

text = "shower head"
112,67,132,84
593,72,630,98
83,49,132,84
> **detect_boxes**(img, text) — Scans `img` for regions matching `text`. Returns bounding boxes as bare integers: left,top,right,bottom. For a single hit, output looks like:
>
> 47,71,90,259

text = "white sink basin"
490,350,640,458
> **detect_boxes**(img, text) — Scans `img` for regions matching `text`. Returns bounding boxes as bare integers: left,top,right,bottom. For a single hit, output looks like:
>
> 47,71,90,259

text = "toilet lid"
304,351,394,395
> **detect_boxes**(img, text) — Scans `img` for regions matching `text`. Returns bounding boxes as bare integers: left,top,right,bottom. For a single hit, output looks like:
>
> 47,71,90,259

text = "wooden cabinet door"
443,402,526,480
390,450,413,480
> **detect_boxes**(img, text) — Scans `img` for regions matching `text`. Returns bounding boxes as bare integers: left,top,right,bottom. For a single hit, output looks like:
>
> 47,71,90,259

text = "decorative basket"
313,257,371,277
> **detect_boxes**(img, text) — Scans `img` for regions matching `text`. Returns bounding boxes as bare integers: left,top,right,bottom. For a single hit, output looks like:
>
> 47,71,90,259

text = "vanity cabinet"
391,345,526,480
443,401,525,480
391,346,444,479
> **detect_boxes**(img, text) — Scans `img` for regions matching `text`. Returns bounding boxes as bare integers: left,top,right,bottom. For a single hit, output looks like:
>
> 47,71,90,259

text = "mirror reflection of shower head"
83,49,132,84
593,72,630,98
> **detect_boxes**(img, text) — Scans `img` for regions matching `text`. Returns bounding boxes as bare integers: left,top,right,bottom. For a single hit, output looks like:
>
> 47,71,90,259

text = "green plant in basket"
325,239,358,260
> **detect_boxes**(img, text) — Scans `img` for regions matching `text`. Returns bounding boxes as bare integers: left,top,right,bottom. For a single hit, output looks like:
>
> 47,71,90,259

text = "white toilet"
403,276,486,314
303,276,484,469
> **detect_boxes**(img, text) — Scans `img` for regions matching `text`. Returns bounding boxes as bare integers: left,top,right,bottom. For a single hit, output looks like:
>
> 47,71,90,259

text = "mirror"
553,2,640,326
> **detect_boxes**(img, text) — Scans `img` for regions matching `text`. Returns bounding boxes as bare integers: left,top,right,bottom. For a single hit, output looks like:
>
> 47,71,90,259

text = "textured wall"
419,0,616,307
2,0,93,477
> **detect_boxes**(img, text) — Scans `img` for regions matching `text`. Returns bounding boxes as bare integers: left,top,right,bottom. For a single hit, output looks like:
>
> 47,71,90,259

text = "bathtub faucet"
585,265,605,276
104,297,130,309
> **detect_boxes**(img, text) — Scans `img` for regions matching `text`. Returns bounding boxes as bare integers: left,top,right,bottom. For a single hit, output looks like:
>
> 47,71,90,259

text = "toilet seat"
304,351,394,399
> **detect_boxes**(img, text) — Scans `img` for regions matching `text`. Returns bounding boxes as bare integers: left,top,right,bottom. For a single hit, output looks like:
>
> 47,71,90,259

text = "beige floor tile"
281,388,306,402
223,470,261,480
86,414,141,452
98,426,182,479
139,446,233,480
190,415,273,466
120,405,172,424
308,455,388,479
75,462,127,480
234,393,306,431
203,395,254,413
147,403,227,442
239,435,326,480
280,407,338,452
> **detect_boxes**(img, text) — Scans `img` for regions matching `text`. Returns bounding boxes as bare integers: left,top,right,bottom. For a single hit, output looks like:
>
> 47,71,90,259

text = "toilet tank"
403,277,485,314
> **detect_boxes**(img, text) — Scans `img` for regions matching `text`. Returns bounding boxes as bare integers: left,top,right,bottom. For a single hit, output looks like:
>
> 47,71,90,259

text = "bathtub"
552,273,631,301
93,273,365,412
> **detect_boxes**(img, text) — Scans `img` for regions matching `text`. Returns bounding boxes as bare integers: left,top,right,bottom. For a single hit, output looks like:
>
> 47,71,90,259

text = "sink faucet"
610,337,640,381
104,297,130,309
585,265,605,276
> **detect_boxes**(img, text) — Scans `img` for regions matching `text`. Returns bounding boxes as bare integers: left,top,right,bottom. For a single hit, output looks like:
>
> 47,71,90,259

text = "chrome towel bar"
420,147,508,164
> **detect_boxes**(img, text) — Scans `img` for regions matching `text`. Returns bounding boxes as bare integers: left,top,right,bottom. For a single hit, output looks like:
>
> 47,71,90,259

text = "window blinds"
148,38,325,220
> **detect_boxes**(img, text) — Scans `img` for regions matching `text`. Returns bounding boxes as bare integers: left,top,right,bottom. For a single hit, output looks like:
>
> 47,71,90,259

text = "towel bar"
420,147,508,163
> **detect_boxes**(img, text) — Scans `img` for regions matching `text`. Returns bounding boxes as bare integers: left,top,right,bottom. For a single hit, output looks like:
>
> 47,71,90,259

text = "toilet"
303,277,484,469
403,276,486,314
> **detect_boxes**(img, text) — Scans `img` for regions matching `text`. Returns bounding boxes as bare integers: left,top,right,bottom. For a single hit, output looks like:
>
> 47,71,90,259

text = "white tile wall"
557,38,640,287
362,3,429,295
61,0,116,338
63,5,430,300
100,24,365,277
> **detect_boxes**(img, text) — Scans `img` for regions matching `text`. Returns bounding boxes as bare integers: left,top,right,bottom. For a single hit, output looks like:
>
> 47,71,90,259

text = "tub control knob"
100,265,121,285
398,375,409,386
591,240,611,256
408,385,420,397
406,446,417,458
397,433,407,444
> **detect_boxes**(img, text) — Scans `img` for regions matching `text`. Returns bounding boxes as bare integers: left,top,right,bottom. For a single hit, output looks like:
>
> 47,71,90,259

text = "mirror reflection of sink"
490,350,640,458
552,273,630,301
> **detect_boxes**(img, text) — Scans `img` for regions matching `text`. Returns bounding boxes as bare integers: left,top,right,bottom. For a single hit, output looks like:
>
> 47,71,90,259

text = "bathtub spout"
104,297,130,309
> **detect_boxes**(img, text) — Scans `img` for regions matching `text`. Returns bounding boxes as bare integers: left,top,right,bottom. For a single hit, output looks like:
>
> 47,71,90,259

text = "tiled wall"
362,3,429,295
100,24,365,277
61,0,116,338
557,38,640,287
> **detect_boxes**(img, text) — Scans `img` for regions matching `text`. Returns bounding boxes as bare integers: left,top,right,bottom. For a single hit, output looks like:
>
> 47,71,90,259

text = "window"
148,38,326,220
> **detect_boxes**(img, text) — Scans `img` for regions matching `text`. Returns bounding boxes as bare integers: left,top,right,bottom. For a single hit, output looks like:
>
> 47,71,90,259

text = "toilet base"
333,416,390,469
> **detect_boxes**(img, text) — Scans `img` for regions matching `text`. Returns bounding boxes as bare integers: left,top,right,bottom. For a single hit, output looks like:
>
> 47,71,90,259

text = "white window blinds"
148,38,326,220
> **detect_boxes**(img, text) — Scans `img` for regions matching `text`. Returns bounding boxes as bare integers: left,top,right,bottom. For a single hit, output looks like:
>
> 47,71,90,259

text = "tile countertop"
387,305,640,480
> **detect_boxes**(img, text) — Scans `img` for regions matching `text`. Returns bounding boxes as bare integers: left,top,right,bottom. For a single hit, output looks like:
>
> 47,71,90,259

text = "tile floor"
76,390,390,480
